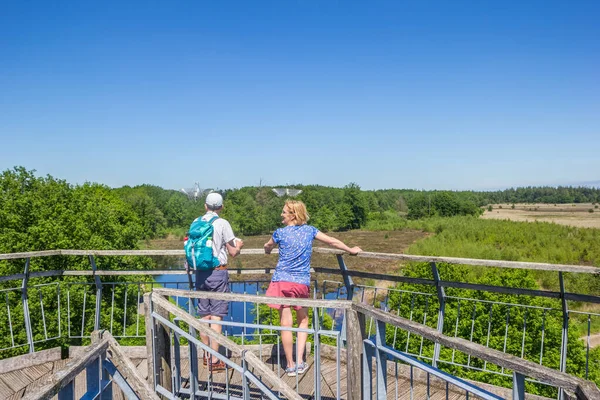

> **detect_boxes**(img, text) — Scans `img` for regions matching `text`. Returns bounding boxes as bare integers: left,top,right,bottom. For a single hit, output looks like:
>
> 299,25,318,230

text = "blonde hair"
285,200,309,225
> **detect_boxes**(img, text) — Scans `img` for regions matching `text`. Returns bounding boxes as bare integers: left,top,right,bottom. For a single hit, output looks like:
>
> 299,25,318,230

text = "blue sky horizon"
1,1,598,192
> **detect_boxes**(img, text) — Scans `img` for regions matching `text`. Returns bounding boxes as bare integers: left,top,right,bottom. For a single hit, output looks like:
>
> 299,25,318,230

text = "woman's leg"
279,307,295,368
295,307,309,364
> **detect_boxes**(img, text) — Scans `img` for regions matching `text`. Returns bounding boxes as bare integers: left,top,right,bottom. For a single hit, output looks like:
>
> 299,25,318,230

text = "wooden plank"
143,292,156,388
0,348,61,374
5,386,26,400
314,248,600,275
0,250,61,260
0,375,15,399
0,368,35,392
345,308,365,400
154,287,352,309
1,248,598,275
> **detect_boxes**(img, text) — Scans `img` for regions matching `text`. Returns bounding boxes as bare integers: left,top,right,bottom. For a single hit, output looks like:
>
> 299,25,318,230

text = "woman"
264,200,362,376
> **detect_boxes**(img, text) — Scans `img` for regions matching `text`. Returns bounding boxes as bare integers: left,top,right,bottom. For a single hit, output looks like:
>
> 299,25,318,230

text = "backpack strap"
208,215,219,225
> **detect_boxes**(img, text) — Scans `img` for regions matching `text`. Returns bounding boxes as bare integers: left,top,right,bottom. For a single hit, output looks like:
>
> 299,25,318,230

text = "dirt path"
583,333,600,348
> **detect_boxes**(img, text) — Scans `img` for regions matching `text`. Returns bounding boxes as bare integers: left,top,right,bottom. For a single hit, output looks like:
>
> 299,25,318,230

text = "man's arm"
315,232,362,255
226,238,243,258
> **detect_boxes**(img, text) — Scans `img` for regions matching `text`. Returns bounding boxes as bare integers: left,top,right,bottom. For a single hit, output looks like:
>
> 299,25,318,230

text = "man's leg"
279,307,295,369
199,315,212,360
209,316,222,363
295,307,309,364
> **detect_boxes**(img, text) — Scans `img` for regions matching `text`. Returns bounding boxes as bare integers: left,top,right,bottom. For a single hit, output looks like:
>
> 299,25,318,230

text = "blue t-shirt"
271,224,319,286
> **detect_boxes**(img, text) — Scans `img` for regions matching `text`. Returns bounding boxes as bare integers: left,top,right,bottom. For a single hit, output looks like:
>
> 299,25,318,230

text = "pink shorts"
265,281,310,310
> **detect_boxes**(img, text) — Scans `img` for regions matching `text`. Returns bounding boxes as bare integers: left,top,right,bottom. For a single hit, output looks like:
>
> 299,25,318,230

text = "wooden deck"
0,346,530,399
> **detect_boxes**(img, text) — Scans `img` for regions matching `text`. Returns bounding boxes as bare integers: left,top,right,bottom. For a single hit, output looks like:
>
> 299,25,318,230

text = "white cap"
205,192,223,208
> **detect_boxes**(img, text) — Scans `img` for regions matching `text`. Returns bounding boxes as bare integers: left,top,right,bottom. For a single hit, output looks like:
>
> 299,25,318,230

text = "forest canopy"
1,166,599,250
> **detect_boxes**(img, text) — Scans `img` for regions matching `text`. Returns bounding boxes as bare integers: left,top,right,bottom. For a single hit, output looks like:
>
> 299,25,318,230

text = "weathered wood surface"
20,337,110,400
0,344,571,400
1,248,598,275
354,302,600,398
153,287,352,309
0,348,62,374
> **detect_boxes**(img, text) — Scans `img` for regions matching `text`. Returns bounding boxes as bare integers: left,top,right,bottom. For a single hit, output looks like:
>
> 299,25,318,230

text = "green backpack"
184,216,220,270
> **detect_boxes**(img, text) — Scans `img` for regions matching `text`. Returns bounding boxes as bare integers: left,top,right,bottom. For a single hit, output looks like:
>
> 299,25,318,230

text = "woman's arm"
315,232,362,255
264,238,276,254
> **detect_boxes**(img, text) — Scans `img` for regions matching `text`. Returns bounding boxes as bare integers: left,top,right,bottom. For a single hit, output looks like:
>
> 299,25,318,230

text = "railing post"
375,320,387,400
512,372,525,400
337,254,355,301
346,306,366,400
91,330,112,399
313,306,321,400
21,257,35,353
242,352,251,400
89,255,102,331
430,262,446,368
559,272,569,400
145,292,172,394
337,254,355,343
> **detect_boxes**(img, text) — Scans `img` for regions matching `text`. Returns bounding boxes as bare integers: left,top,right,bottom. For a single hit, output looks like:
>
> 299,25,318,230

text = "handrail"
352,302,600,400
153,287,352,309
1,248,598,274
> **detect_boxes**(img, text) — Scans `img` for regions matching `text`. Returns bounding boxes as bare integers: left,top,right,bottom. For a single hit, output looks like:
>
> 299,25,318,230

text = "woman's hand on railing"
348,246,362,255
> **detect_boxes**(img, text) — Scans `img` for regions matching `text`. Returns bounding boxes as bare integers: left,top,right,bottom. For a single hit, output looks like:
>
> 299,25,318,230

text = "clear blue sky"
1,1,598,191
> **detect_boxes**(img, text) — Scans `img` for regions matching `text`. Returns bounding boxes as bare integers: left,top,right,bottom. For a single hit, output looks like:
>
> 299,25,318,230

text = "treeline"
110,184,600,237
2,167,600,247
111,184,485,237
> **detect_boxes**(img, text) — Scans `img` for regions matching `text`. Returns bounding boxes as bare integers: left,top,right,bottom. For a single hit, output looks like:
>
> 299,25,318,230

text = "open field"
481,203,600,229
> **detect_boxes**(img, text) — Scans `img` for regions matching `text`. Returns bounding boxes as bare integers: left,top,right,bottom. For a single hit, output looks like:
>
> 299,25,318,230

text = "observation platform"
0,249,599,399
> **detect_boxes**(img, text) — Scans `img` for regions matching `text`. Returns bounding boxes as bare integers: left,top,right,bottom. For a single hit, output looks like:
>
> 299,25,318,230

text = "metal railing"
0,248,599,399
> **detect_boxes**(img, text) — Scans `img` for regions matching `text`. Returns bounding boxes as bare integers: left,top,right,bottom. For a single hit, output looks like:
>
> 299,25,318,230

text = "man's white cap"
205,192,223,208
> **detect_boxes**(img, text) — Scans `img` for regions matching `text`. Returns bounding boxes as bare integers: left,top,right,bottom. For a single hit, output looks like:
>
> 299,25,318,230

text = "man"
194,192,244,371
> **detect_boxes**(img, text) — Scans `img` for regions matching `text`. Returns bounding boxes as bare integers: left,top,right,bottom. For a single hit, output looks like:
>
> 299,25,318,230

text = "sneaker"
285,365,297,377
296,361,308,375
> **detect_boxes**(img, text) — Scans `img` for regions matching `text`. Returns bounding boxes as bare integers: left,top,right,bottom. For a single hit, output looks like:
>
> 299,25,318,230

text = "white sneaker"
296,361,308,375
285,365,297,377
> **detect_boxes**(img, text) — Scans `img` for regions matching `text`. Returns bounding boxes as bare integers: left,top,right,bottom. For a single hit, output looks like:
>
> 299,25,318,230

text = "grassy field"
482,203,600,228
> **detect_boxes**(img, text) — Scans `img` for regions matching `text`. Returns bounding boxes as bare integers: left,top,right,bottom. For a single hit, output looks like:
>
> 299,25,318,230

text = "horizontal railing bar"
364,339,504,400
153,287,352,309
315,267,435,285
1,248,598,274
353,302,596,394
0,269,283,283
